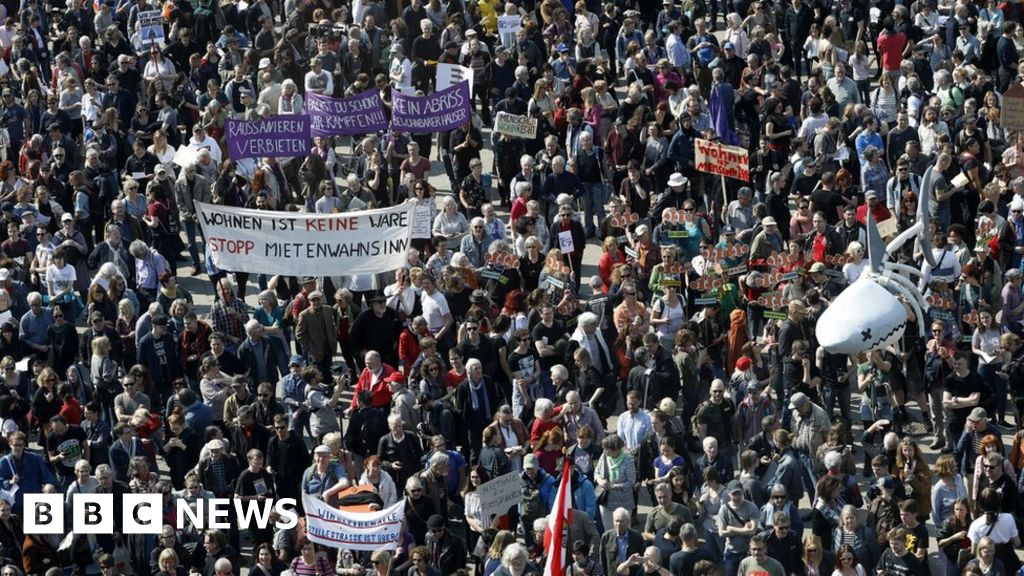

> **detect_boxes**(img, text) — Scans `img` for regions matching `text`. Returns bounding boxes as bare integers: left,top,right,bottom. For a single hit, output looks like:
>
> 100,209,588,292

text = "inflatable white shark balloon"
816,278,909,354
815,167,941,356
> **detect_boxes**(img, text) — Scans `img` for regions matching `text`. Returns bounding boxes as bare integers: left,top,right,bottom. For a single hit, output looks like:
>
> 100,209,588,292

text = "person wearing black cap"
424,513,468,574
349,291,403,368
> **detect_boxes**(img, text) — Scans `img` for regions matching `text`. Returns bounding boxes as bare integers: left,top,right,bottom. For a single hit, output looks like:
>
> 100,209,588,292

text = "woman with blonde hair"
804,534,827,575
528,79,556,128
484,530,516,575
580,86,602,140
895,437,932,521
841,242,867,284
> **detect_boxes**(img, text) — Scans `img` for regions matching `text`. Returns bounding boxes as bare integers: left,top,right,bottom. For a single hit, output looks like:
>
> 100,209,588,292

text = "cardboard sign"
876,217,898,238
477,472,523,519
1003,83,1024,132
695,138,749,181
494,112,538,139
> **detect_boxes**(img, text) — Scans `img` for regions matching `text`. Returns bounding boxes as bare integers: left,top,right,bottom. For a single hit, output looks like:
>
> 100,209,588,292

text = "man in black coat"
424,514,468,574
784,0,813,81
455,359,499,462
600,508,645,576
548,203,586,286
265,413,312,506
348,293,402,368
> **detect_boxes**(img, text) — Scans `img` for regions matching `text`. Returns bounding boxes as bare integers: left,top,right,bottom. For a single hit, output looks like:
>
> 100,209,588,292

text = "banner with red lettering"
195,201,412,275
695,138,750,181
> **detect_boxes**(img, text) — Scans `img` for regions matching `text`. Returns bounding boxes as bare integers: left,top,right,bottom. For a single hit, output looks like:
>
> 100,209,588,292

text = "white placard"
436,63,474,97
558,230,574,254
497,15,522,34
411,204,433,239
138,10,166,48
477,471,523,519
195,201,413,275
303,495,404,550
172,145,199,168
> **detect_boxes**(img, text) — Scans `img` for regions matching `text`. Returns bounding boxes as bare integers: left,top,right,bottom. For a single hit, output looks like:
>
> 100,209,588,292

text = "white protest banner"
477,472,523,519
436,63,474,96
195,201,412,276
303,495,404,550
694,138,750,182
497,14,522,34
138,10,166,47
495,112,538,139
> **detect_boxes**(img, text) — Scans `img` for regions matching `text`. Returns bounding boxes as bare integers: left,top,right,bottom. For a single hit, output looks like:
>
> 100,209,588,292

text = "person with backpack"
345,390,389,471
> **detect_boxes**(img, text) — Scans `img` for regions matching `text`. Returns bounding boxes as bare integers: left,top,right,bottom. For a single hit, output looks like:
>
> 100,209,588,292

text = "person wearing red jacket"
346,350,397,414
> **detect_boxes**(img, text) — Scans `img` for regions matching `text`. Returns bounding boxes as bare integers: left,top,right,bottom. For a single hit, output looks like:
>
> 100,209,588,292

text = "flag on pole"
543,458,572,576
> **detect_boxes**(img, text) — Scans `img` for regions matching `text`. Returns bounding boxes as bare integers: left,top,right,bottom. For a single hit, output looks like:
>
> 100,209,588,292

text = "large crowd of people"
0,0,1021,575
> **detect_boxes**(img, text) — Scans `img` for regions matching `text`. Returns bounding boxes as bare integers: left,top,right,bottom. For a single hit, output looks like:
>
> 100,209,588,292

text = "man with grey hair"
295,290,338,377
460,216,494,269
174,160,212,275
19,291,52,355
456,358,498,460
669,522,713,574
561,390,605,445
542,155,584,223
500,542,530,576
237,318,285,388
600,507,644,576
568,311,617,388
419,450,452,512
211,278,249,349
616,545,667,576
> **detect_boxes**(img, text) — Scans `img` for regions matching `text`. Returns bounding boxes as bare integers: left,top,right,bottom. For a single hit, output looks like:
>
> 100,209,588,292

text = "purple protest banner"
391,81,472,133
225,115,312,160
307,89,388,136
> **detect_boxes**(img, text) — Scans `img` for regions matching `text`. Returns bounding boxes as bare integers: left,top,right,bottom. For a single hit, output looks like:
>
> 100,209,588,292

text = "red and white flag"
543,458,572,576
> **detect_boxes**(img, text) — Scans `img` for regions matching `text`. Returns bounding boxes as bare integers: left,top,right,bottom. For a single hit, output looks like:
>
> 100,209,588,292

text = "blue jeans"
184,218,204,268
580,182,607,236
723,550,743,576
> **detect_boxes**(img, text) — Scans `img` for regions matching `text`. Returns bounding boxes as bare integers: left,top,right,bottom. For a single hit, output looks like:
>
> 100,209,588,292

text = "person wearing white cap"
750,215,784,260
389,42,413,94
257,70,283,115
196,436,240,499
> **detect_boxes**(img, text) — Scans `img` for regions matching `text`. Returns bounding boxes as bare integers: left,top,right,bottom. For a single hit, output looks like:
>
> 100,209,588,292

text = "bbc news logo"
24,494,300,534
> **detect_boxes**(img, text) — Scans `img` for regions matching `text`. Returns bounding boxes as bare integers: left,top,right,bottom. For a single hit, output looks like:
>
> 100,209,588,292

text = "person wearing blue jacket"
520,454,556,548
0,431,57,511
572,466,598,523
